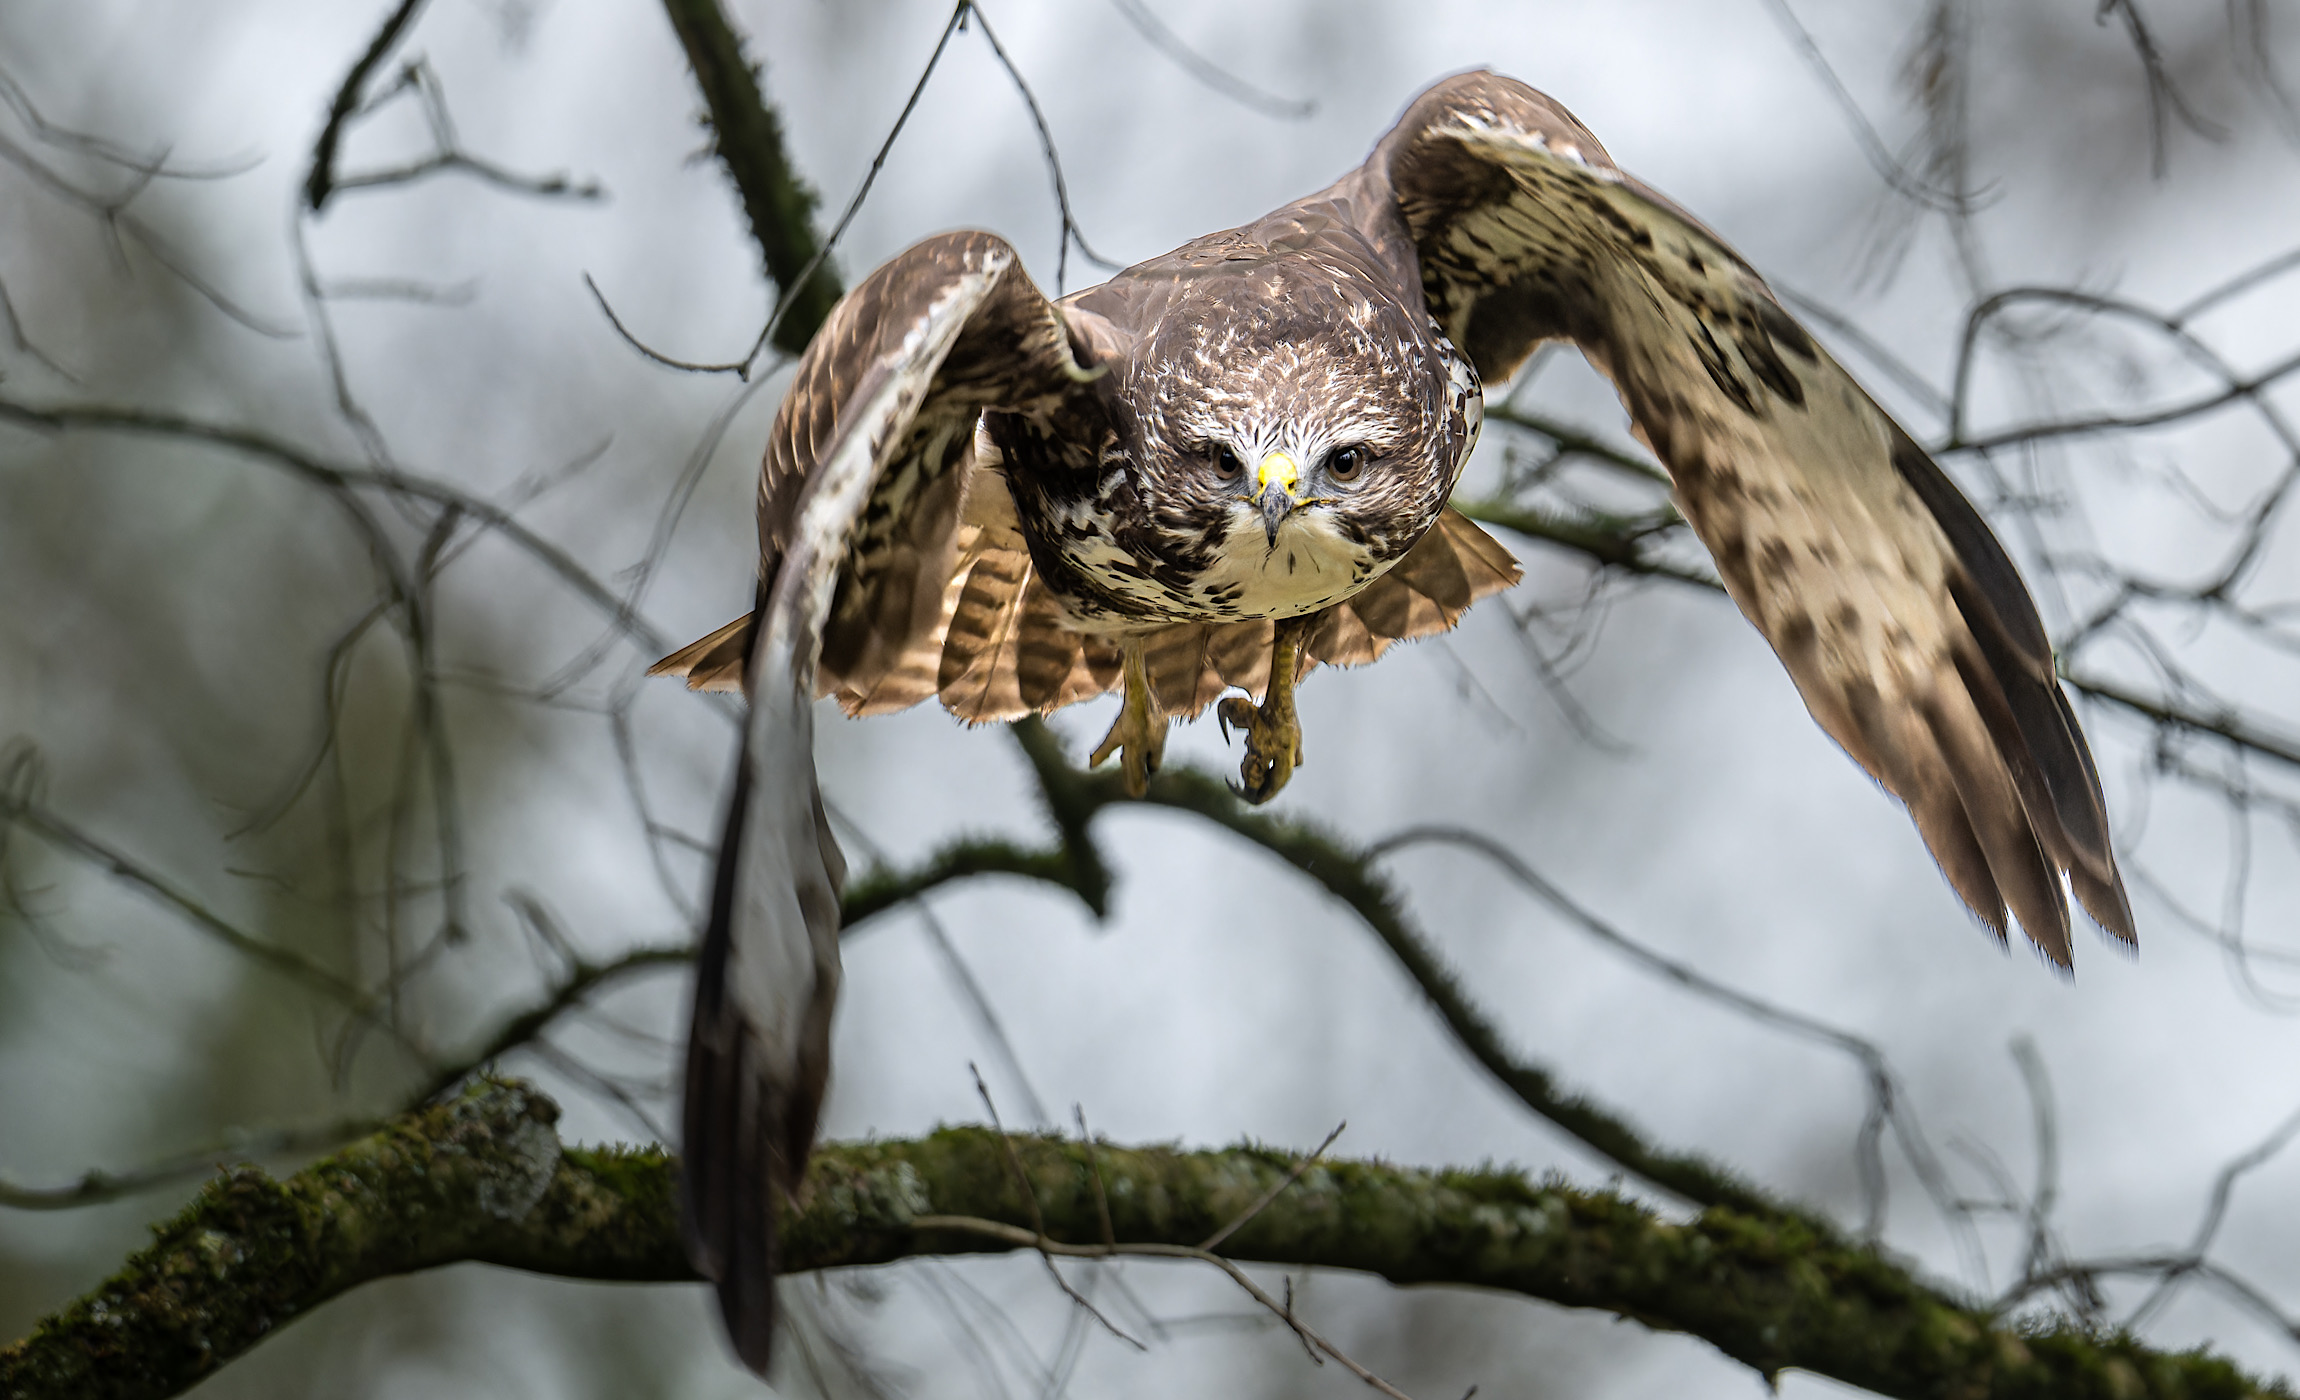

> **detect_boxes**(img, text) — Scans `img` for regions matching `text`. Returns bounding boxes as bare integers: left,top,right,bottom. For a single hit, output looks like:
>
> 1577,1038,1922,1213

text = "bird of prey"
656,70,2136,1374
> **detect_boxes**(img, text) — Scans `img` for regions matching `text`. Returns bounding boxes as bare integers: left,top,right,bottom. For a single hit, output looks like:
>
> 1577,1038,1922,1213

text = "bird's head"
1098,270,1481,605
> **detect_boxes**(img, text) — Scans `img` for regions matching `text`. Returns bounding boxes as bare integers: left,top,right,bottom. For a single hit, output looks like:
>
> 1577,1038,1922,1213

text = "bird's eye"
1210,445,1244,478
1328,445,1370,481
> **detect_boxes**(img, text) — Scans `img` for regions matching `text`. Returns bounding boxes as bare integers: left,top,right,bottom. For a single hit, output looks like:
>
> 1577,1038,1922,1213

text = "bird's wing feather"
1322,507,1523,660
681,231,1093,1377
649,613,753,693
1372,71,2132,959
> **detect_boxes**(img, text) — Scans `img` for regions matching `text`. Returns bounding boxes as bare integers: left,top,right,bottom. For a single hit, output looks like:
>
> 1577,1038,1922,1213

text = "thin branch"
1103,0,1314,120
2096,0,2229,176
965,2,1122,291
2067,671,2300,771
306,0,431,212
0,790,387,1030
0,128,297,337
1944,343,2300,456
1481,405,1672,485
1454,496,1719,591
1367,825,1976,1261
0,275,76,382
971,1068,1145,1349
581,271,768,374
1755,0,1976,212
913,1215,1418,1399
0,1118,383,1211
0,64,257,181
414,943,694,1103
2174,243,2300,323
1199,1121,1346,1252
0,396,680,657
2126,1098,2300,1329
329,149,602,202
315,275,477,305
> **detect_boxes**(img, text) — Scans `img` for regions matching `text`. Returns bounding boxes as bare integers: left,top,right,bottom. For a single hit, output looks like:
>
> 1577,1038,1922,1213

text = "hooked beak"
1253,450,1301,547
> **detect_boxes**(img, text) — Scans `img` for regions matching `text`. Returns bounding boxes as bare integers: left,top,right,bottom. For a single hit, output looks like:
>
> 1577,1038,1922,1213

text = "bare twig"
306,0,432,212
1200,1121,1346,1252
2096,0,2229,176
1104,0,1314,119
1366,825,1978,1263
1756,0,1975,212
0,1116,383,1211
971,1067,1148,1350
0,790,405,1041
965,2,1122,291
909,1215,1420,1398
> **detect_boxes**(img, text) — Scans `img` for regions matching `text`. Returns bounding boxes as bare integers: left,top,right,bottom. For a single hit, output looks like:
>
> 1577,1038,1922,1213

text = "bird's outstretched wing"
1368,71,2132,962
679,230,1096,1375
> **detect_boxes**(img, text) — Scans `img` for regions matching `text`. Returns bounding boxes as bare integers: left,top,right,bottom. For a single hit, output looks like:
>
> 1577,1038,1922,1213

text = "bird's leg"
1088,638,1168,797
1218,617,1309,804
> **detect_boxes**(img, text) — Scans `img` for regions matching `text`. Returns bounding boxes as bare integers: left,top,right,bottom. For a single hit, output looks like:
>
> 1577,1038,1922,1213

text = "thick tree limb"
659,0,841,353
3,1080,2283,1400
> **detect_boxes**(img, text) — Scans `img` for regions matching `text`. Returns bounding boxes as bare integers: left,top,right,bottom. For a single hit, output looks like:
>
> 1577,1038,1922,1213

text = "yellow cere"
1256,450,1301,496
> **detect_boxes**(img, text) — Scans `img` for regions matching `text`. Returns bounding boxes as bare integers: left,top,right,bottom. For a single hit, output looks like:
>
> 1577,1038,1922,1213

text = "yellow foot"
1220,617,1309,804
1217,688,1304,804
1089,647,1167,797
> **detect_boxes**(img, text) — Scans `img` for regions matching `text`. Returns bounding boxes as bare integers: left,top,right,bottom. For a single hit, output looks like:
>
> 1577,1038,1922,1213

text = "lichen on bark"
3,1080,2286,1400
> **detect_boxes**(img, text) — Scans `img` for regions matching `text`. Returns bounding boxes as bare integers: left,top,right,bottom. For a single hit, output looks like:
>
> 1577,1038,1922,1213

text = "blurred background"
6,1,2300,1395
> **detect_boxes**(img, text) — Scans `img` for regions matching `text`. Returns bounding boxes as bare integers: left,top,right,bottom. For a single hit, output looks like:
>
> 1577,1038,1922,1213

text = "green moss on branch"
4,1082,2285,1400
659,0,842,353
841,836,1097,927
0,1082,683,1400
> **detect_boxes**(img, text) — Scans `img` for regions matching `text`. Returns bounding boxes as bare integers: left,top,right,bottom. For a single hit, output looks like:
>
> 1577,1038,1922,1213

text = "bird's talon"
1093,649,1167,798
1224,697,1300,805
1216,695,1255,744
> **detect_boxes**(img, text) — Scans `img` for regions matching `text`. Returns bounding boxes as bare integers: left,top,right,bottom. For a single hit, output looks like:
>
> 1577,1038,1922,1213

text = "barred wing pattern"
679,231,1091,1374
654,497,1520,717
1373,72,2133,961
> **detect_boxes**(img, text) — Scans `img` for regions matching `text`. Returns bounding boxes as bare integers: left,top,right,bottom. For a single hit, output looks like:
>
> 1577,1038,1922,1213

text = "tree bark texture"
659,0,843,353
2,1080,2284,1400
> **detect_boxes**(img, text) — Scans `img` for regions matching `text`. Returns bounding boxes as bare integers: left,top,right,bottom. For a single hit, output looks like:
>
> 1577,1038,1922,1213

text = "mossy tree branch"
659,0,842,353
4,1080,2284,1400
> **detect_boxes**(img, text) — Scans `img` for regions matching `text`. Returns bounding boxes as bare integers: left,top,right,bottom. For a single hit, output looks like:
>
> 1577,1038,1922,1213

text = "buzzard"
657,70,2136,1373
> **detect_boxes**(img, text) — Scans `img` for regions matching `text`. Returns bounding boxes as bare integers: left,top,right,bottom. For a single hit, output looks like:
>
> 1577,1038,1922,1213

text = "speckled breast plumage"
987,215,1483,637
